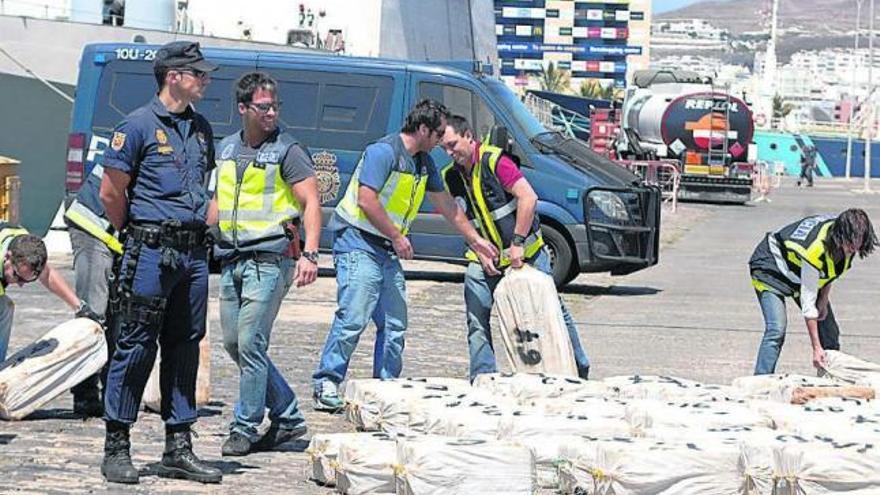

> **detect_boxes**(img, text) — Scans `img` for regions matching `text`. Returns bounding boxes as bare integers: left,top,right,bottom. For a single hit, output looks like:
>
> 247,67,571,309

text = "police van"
65,43,660,287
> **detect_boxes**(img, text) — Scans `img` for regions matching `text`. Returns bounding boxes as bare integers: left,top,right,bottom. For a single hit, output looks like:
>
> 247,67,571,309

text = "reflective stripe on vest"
0,225,30,297
216,141,302,247
64,200,123,254
335,138,429,239
63,164,122,254
771,218,852,292
444,143,543,267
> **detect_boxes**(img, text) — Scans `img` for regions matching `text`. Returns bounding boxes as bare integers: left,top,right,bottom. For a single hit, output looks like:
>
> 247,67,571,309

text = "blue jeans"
220,257,305,440
313,249,407,391
0,295,14,362
464,248,590,381
753,289,840,375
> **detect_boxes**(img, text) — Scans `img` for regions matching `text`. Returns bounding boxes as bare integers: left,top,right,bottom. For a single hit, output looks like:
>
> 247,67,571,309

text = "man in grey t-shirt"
209,72,322,456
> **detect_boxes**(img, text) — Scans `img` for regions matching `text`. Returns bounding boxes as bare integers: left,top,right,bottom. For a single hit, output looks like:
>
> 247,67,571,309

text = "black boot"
157,426,222,484
101,421,139,484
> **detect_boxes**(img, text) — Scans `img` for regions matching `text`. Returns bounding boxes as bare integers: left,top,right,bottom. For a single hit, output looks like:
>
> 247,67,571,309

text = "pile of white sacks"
306,350,880,494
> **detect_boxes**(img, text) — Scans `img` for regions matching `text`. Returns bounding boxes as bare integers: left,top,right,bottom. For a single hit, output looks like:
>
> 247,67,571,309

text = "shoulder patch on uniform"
155,129,168,145
111,132,126,151
220,143,235,160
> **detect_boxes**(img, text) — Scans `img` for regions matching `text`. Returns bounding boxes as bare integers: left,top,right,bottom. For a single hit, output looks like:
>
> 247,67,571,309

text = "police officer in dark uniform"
98,41,221,484
64,161,124,418
749,209,877,375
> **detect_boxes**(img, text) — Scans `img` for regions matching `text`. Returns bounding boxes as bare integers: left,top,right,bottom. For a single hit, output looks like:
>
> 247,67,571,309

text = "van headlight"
590,190,629,222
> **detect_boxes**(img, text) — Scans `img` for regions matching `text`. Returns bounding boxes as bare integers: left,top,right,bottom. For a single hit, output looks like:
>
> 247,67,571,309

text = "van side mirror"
488,125,512,153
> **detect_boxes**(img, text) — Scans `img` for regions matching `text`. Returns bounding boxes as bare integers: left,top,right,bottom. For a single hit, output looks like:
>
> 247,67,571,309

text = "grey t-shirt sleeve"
282,144,316,184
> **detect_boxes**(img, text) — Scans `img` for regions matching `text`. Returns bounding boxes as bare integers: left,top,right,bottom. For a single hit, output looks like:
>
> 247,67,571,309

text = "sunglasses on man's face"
249,102,282,114
177,69,209,81
12,263,39,283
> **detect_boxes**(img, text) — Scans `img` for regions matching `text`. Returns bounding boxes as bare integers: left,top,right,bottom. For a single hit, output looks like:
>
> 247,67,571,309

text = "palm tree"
579,79,614,100
772,94,793,119
536,62,571,93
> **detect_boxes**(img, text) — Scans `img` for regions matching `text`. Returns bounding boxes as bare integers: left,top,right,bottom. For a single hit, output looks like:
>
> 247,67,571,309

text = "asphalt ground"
0,177,878,494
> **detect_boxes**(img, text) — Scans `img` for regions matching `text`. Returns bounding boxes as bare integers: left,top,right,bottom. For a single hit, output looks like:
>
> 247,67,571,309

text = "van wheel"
541,225,574,288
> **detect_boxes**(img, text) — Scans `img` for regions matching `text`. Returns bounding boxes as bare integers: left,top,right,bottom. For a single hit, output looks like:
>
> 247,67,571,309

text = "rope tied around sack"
589,467,609,481
392,463,407,477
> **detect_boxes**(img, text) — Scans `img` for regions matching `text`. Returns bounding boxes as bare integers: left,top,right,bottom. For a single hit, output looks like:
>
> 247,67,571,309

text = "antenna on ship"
845,0,864,180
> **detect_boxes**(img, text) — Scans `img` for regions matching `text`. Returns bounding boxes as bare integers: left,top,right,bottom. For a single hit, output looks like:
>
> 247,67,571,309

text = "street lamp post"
846,0,863,179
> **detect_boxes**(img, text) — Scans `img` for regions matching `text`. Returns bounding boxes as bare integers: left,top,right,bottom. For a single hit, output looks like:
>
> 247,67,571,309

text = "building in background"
493,0,649,94
625,0,651,82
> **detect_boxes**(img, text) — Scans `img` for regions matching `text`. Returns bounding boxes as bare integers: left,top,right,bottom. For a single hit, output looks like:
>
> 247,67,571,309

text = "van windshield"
483,78,547,139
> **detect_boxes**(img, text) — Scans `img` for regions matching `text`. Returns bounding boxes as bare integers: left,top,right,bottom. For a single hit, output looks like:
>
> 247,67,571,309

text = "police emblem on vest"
749,214,852,297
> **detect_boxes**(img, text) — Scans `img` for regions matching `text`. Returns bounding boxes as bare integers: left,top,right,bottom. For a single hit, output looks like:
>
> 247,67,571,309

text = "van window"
419,82,496,139
92,60,238,138
269,69,394,151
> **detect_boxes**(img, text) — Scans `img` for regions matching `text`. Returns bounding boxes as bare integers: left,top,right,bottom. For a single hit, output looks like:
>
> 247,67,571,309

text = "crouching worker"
0,223,100,362
439,115,591,381
750,209,877,374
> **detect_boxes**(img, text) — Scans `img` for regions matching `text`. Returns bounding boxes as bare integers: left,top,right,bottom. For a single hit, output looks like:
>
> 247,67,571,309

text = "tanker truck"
613,70,755,203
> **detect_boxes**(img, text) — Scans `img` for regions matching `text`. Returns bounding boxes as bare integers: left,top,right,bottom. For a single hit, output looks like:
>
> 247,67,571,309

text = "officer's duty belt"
128,221,206,251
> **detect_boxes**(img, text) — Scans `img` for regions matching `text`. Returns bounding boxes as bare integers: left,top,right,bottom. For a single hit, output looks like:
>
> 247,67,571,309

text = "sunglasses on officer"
248,101,283,114
175,68,210,81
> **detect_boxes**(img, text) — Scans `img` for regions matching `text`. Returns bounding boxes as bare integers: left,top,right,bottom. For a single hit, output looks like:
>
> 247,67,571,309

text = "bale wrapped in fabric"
307,432,396,487
820,350,880,387
142,321,211,413
0,318,106,420
341,378,472,432
394,436,536,495
335,432,399,494
492,266,577,376
473,372,609,404
731,374,839,403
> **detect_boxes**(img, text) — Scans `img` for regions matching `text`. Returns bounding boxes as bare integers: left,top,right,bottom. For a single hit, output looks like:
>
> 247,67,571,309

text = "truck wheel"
541,225,574,288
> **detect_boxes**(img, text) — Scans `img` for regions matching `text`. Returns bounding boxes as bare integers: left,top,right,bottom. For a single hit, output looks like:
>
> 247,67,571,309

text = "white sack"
342,378,470,431
306,432,390,486
771,440,880,494
497,413,634,441
606,375,740,401
820,350,880,385
335,433,398,494
493,265,577,376
473,372,609,404
395,436,536,495
625,399,773,432
731,374,837,402
0,318,106,420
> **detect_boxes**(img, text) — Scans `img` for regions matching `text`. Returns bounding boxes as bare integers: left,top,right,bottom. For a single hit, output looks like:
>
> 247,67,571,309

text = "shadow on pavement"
561,284,662,297
23,408,82,421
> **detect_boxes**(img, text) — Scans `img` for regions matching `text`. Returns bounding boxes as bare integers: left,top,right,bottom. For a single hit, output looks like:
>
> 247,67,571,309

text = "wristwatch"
511,234,527,247
302,250,320,265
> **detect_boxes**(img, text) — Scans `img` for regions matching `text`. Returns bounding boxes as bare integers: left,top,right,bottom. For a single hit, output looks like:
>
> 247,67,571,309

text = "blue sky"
653,0,705,14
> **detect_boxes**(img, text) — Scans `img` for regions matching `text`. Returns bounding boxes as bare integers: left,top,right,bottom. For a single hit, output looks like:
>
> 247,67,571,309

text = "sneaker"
221,431,253,457
313,381,344,412
252,423,308,452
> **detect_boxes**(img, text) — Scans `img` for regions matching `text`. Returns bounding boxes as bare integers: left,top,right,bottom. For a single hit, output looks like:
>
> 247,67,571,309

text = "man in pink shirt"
440,115,590,381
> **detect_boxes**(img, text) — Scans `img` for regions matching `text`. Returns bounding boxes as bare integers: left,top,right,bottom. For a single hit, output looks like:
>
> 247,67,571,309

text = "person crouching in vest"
63,163,124,418
749,209,877,374
0,223,100,362
439,115,591,381
210,72,321,456
312,100,498,411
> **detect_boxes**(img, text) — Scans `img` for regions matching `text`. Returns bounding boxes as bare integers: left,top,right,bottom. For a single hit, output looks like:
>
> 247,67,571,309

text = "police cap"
154,41,218,73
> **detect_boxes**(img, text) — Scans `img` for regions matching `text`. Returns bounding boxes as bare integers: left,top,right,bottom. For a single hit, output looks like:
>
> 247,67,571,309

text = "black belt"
222,251,284,267
128,221,206,251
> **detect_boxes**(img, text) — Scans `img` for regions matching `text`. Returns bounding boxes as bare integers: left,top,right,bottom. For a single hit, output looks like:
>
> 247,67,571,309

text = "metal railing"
619,160,681,212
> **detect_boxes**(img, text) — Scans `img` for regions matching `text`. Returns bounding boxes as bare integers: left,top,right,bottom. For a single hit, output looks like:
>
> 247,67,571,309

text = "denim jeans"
69,226,115,401
220,256,305,440
0,295,14,362
753,289,840,375
313,249,407,391
464,247,590,381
